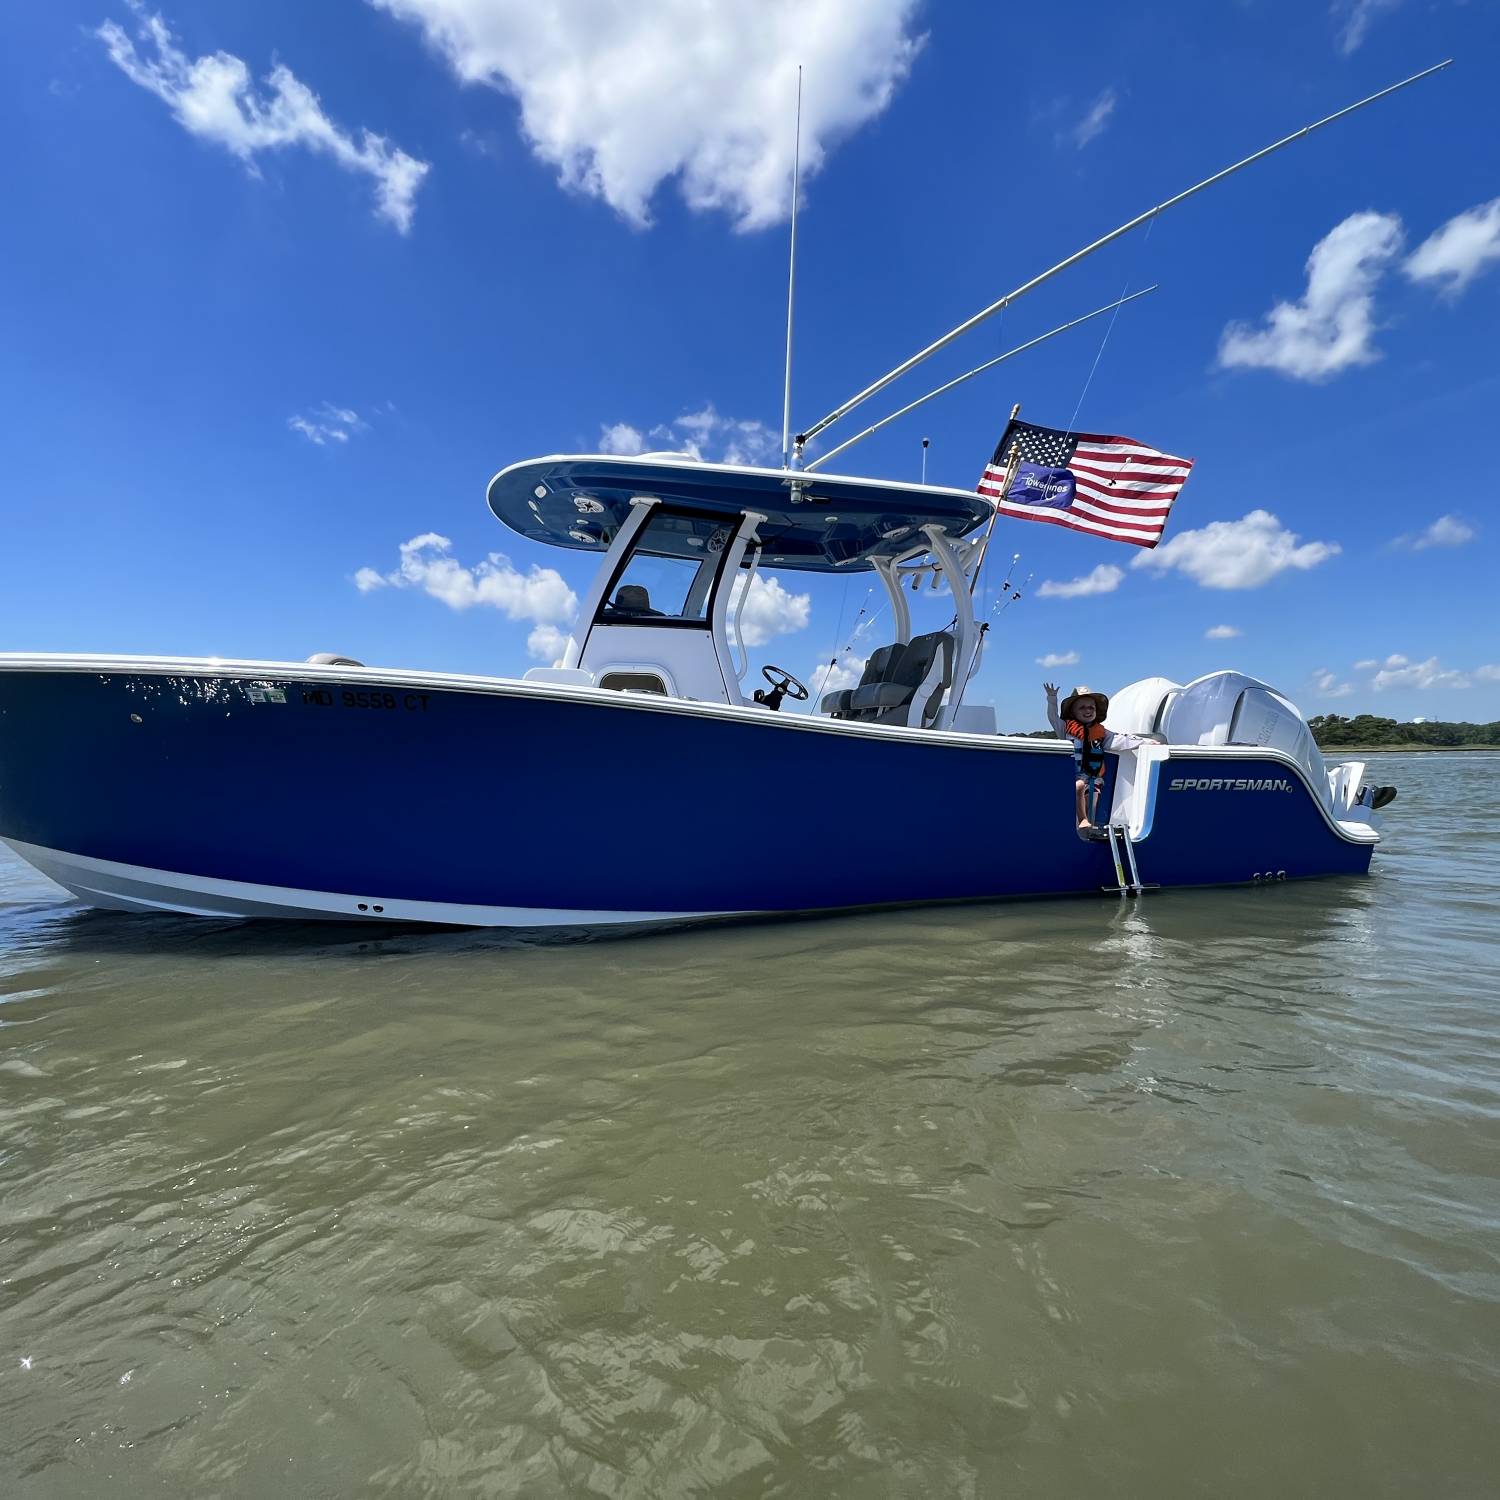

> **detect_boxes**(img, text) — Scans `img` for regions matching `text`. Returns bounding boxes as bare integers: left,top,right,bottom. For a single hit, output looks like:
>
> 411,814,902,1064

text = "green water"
2,754,1497,1497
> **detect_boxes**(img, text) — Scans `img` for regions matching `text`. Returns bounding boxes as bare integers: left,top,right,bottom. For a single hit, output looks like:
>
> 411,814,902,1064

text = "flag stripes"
976,419,1193,548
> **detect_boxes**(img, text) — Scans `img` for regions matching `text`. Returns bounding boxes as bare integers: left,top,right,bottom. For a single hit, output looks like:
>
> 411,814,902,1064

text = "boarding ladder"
1102,821,1155,898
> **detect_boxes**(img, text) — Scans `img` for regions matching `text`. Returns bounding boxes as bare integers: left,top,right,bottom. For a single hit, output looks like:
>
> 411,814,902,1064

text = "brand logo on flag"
977,417,1193,548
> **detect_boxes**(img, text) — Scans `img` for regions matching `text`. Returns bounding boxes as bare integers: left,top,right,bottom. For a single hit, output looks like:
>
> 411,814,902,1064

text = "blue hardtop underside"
486,454,995,572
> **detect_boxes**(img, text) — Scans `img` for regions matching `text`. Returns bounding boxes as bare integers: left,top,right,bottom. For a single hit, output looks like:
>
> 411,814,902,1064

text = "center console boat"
0,454,1389,927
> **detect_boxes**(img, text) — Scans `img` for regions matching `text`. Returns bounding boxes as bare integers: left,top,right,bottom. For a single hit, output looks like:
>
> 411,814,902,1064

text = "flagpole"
794,59,1452,452
801,286,1157,472
968,404,1021,597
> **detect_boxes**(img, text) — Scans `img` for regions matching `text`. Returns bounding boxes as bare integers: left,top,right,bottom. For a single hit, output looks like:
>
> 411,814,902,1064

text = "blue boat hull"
0,661,1374,925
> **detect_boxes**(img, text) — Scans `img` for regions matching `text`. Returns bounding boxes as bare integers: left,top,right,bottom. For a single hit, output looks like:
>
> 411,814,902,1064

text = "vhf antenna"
780,65,803,471
920,437,929,484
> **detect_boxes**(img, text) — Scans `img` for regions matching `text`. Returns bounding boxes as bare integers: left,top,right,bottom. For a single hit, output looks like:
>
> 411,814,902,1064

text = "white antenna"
920,437,929,484
780,65,803,470
801,285,1157,472
795,60,1452,450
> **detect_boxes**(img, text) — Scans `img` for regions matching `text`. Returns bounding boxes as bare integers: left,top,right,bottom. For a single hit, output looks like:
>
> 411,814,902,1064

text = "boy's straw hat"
1060,685,1109,721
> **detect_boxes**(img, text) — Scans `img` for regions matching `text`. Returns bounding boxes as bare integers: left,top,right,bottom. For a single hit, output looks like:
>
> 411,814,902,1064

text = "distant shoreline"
1323,744,1498,754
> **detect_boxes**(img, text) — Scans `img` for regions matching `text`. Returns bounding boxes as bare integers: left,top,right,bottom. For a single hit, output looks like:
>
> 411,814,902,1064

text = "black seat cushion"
850,680,913,711
821,642,904,717
849,632,954,722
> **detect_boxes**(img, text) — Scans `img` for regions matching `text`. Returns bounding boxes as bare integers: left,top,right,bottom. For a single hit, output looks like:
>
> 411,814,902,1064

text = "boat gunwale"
0,650,1058,752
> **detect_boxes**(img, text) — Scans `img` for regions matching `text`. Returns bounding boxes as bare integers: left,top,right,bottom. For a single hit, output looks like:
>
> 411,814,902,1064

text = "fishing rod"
792,60,1453,456
993,569,1032,616
800,286,1158,472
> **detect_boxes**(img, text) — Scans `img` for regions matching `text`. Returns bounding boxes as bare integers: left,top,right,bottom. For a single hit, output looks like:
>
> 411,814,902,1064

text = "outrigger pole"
793,60,1452,454
780,66,803,470
800,286,1157,472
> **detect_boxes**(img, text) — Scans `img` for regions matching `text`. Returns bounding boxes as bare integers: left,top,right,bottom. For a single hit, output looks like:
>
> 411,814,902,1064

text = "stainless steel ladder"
1103,822,1154,897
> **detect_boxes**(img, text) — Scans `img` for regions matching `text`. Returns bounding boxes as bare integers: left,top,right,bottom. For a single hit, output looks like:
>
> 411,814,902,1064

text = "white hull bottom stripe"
2,839,740,929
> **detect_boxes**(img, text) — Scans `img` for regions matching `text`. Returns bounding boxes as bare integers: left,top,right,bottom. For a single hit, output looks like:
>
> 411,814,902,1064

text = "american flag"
977,417,1193,548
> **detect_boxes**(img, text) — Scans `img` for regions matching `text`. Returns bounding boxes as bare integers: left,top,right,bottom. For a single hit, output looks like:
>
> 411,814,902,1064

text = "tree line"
1308,714,1500,747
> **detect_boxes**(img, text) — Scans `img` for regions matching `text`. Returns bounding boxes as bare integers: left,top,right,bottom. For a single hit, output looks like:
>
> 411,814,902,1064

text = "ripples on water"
2,755,1497,1497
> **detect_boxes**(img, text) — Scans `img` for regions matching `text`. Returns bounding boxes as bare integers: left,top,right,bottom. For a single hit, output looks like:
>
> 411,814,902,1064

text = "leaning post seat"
848,630,955,727
820,642,903,718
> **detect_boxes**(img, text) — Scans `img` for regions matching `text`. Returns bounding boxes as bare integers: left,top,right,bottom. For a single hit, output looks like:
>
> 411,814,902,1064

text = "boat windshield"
595,506,727,626
602,554,708,622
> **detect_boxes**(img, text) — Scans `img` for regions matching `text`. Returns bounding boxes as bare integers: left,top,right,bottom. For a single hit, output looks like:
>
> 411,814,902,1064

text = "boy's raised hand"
1043,681,1059,701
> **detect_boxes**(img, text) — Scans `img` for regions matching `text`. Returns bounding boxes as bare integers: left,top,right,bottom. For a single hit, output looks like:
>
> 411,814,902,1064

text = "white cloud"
598,422,646,456
1035,650,1080,668
718,420,782,467
1354,658,1377,671
1475,665,1500,683
356,533,577,621
1068,87,1117,149
1335,0,1402,55
370,0,922,230
1205,624,1241,640
98,3,429,232
1370,653,1469,692
525,623,571,664
1037,564,1124,600
818,652,867,696
604,405,781,466
729,572,811,646
1406,198,1500,296
1132,510,1340,590
1393,513,1476,551
289,403,365,445
1217,211,1403,381
1313,668,1355,698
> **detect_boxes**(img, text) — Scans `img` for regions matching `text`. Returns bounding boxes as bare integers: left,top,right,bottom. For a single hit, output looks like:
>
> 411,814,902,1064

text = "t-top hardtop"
487,454,995,572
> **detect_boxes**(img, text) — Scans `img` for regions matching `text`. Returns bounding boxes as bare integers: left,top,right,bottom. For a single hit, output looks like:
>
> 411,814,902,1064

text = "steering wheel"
760,664,809,702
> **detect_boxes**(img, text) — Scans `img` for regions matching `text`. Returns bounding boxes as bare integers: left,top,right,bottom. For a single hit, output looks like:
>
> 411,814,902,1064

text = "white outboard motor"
1159,670,1348,812
1108,676,1181,737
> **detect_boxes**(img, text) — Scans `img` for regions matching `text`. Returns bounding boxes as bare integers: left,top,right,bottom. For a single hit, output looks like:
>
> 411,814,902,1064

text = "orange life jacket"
1065,718,1108,777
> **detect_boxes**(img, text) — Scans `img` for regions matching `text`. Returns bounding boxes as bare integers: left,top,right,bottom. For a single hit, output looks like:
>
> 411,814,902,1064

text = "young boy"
1044,682,1144,832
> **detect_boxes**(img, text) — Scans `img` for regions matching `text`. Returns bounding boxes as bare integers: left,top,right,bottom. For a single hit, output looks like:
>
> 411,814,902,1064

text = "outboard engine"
1160,671,1321,766
1153,670,1394,818
1107,676,1181,737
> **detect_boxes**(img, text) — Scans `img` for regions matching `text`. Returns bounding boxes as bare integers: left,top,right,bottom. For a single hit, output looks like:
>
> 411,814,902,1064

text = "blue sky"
3,0,1497,730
